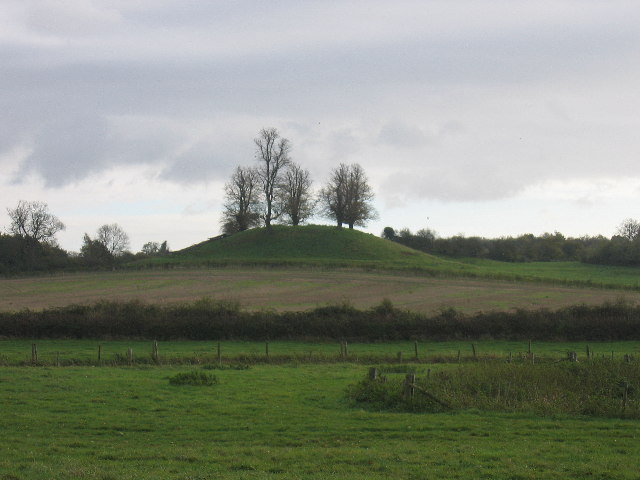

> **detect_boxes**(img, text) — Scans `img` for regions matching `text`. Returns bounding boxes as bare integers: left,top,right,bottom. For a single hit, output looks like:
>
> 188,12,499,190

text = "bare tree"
279,163,315,226
616,218,640,241
319,163,350,228
320,163,377,229
96,223,130,256
7,200,65,244
221,166,261,234
254,128,291,228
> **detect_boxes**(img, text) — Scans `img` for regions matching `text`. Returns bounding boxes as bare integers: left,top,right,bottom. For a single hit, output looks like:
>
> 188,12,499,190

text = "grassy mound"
141,224,467,272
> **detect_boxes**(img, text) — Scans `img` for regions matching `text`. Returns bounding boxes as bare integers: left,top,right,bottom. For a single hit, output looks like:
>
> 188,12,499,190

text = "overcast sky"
1,0,639,252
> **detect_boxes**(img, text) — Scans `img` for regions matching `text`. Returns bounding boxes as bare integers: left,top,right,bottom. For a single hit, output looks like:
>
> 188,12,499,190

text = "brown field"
0,268,637,313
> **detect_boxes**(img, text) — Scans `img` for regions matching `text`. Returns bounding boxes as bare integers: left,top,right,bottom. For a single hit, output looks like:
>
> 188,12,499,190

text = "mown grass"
1,363,639,479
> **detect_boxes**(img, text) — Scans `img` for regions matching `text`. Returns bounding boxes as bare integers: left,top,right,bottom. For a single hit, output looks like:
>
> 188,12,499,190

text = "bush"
168,371,218,386
348,360,640,418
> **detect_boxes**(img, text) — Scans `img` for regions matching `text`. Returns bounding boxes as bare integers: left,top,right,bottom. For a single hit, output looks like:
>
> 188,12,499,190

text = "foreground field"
2,268,639,313
1,363,639,479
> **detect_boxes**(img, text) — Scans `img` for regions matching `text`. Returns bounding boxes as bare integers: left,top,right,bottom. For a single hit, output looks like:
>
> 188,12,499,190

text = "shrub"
169,371,218,386
348,360,640,418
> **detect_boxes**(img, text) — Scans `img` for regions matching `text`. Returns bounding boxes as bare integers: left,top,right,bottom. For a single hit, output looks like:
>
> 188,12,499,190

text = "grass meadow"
2,362,640,479
2,339,640,366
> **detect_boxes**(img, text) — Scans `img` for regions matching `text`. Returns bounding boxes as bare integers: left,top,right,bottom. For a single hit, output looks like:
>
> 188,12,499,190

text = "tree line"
383,218,640,266
221,127,377,234
1,200,168,274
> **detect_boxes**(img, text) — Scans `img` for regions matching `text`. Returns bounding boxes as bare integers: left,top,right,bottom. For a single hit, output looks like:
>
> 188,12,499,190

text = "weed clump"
348,360,640,418
169,371,218,386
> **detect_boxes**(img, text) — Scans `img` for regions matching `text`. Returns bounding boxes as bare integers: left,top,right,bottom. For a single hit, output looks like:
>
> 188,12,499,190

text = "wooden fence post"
127,348,133,366
217,342,222,365
403,374,416,400
31,344,37,365
414,341,419,360
368,367,378,380
98,344,102,363
471,344,477,360
508,351,512,363
152,340,159,363
586,345,591,360
528,340,531,354
624,354,631,363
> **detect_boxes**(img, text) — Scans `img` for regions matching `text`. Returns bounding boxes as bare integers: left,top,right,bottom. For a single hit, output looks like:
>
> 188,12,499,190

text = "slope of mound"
146,225,469,272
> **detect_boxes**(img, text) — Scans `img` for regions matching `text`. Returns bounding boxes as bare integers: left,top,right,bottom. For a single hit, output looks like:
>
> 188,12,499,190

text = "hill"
144,224,470,273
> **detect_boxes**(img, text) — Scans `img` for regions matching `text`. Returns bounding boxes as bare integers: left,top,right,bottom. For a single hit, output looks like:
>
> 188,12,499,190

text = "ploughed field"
1,268,639,313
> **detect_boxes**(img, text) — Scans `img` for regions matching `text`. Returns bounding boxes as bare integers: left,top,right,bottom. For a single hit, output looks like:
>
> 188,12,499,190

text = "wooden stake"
414,341,419,359
368,367,378,380
457,350,461,363
528,340,531,354
403,374,416,400
127,348,133,366
471,343,477,359
31,344,37,364
98,344,102,363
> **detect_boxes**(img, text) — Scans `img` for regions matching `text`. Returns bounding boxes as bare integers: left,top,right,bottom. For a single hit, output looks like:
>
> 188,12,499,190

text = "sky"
1,0,639,253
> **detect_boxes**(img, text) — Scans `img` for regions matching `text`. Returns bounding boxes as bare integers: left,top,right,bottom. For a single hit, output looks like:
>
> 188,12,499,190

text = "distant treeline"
2,298,640,341
0,234,167,275
383,227,640,266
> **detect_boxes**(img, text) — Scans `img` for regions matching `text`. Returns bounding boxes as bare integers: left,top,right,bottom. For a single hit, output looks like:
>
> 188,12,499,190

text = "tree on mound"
221,166,261,234
319,163,377,229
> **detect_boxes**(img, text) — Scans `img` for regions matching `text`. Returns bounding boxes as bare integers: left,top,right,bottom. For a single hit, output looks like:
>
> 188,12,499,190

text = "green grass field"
1,362,639,479
3,226,640,478
3,339,639,366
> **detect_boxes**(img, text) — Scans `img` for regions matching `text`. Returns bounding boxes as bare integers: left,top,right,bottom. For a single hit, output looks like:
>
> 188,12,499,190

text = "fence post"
127,348,133,366
152,340,159,363
508,351,512,363
31,344,37,365
568,352,577,362
403,374,416,400
344,341,349,357
98,344,102,363
265,341,269,360
414,341,419,360
623,383,629,409
471,344,477,360
586,345,591,360
624,354,631,364
368,367,378,380
528,340,531,354
217,342,222,365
